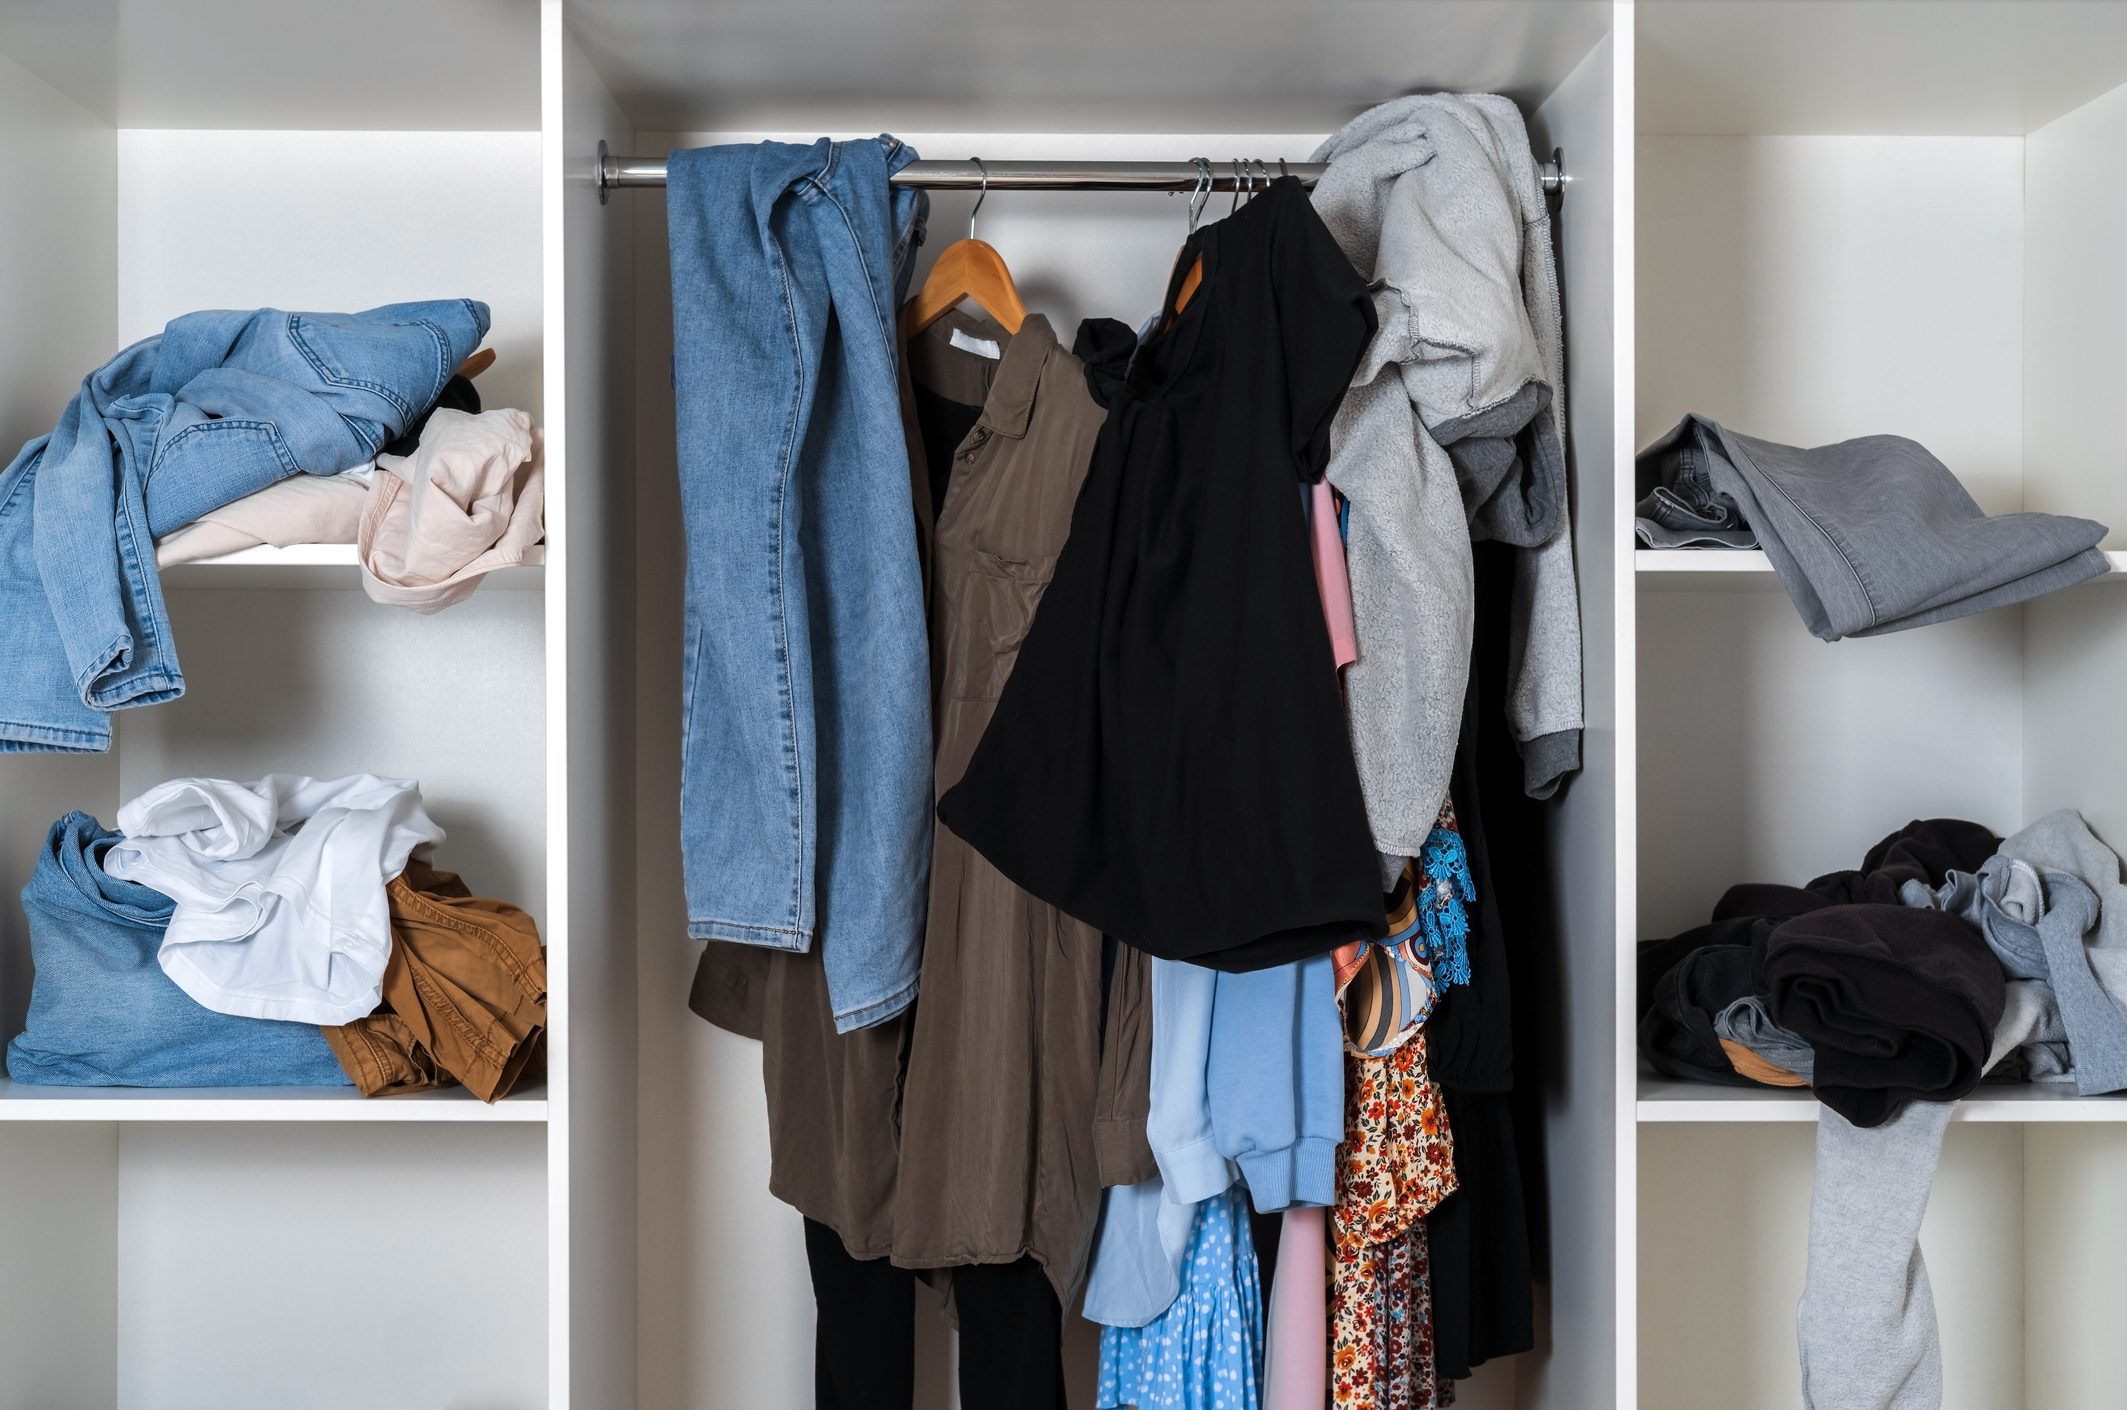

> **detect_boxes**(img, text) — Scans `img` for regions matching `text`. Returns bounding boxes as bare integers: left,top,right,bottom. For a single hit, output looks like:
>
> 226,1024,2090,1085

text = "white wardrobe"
14,3,2121,1408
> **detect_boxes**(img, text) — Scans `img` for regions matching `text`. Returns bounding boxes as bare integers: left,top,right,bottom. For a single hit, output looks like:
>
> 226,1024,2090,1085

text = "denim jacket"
0,299,490,752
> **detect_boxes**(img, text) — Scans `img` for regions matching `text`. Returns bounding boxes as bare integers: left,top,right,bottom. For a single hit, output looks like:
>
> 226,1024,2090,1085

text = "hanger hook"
1230,157,1244,215
1187,157,1211,234
969,157,989,242
1278,157,1289,182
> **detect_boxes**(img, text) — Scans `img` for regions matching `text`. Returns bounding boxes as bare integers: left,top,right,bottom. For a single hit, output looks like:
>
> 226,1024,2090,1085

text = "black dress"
936,177,1383,971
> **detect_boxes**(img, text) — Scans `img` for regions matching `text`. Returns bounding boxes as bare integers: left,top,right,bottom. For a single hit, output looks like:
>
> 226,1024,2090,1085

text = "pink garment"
359,408,544,614
1262,1205,1329,1410
1311,480,1359,670
154,467,371,566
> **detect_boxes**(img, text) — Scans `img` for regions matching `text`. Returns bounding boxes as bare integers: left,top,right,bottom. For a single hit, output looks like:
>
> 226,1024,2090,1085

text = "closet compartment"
562,0,1627,1404
0,4,583,1406
0,1121,547,1410
1627,4,2127,1407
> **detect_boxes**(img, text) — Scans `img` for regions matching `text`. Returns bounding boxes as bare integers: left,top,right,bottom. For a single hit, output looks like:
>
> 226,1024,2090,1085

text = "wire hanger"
1186,156,1211,234
1172,158,1231,320
902,156,1029,338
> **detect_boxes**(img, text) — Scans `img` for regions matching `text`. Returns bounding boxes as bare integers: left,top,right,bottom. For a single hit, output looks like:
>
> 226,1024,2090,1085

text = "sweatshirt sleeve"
1511,525,1584,798
1206,957,1344,1212
1147,959,1236,1206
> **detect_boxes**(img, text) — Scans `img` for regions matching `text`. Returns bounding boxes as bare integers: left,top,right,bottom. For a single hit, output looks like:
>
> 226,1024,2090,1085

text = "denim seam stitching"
155,418,302,480
392,883,540,988
689,915,810,938
0,720,107,746
285,315,421,423
763,224,812,934
406,962,510,1071
808,179,897,351
348,1023,392,1091
833,973,917,1029
1726,434,1879,623
0,460,32,517
106,459,171,678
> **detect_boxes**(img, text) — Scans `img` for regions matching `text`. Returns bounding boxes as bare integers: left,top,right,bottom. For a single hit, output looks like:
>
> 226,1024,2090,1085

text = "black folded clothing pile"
1638,819,2006,1127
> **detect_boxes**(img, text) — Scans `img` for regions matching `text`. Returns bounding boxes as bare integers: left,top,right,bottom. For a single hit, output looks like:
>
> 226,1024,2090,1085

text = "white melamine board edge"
1635,548,2127,583
1637,1081,2127,1123
0,1081,547,1122
159,544,546,590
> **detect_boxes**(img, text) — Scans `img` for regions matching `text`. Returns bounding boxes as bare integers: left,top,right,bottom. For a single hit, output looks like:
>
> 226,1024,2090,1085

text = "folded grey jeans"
1637,415,2110,640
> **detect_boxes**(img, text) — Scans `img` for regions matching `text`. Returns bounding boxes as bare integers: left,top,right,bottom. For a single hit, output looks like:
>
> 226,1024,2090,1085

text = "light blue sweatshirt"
1149,955,1343,1209
1083,954,1344,1328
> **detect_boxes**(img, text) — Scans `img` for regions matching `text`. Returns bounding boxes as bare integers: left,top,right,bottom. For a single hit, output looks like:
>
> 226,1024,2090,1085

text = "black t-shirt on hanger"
937,176,1384,970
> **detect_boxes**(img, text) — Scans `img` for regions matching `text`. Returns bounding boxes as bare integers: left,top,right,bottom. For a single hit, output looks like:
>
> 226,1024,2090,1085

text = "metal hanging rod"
595,142,1567,204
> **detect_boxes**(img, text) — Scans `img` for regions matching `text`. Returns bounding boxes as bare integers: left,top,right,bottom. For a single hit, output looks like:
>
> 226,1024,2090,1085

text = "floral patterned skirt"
1329,1031,1457,1409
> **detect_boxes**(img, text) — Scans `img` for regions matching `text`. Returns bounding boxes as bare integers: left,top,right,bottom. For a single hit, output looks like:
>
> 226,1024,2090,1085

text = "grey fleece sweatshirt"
1311,95,1582,849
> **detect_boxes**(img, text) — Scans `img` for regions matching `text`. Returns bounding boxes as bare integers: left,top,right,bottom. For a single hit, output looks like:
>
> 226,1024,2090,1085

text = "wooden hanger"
455,348,497,380
1172,254,1205,316
902,159,1027,338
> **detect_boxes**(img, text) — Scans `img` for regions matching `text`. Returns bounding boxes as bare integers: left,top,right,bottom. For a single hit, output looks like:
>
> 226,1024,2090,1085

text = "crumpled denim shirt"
0,299,490,753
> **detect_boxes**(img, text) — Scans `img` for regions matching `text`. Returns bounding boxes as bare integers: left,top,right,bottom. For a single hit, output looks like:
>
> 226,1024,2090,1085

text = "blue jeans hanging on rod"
667,136,931,1032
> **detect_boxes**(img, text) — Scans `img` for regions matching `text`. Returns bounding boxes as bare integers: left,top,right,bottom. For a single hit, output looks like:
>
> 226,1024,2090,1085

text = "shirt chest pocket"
949,552,1050,703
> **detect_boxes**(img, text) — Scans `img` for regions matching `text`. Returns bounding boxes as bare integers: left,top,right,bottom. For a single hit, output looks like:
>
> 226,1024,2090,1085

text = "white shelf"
1637,1078,2127,1123
160,543,546,591
0,1079,547,1123
1635,548,2127,590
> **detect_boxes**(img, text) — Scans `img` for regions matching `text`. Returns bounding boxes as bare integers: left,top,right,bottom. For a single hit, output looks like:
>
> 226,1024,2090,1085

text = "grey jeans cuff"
1520,728,1580,800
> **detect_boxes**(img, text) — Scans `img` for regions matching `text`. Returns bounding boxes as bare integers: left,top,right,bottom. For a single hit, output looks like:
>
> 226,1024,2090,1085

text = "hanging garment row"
670,94,1580,1410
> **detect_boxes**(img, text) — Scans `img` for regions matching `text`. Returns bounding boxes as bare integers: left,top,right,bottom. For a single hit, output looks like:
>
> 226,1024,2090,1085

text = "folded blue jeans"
0,300,490,753
667,138,931,1032
5,812,348,1088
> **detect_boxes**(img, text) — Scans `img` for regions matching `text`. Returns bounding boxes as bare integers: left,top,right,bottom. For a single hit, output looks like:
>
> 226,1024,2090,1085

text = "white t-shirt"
105,774,443,1025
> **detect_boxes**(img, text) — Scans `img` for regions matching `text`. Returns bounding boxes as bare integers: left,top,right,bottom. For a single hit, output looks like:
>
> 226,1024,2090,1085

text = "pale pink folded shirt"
154,469,373,566
1311,479,1358,670
153,407,544,615
360,408,544,613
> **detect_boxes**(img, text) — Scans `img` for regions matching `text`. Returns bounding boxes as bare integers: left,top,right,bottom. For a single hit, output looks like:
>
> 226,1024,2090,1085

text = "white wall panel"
2025,77,2127,545
552,11,640,1406
114,1125,546,1410
1636,136,2023,514
0,40,119,1051
1636,591,2024,936
1522,29,1621,1410
116,130,543,416
0,1126,118,1409
1639,1124,2023,1410
121,588,547,929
